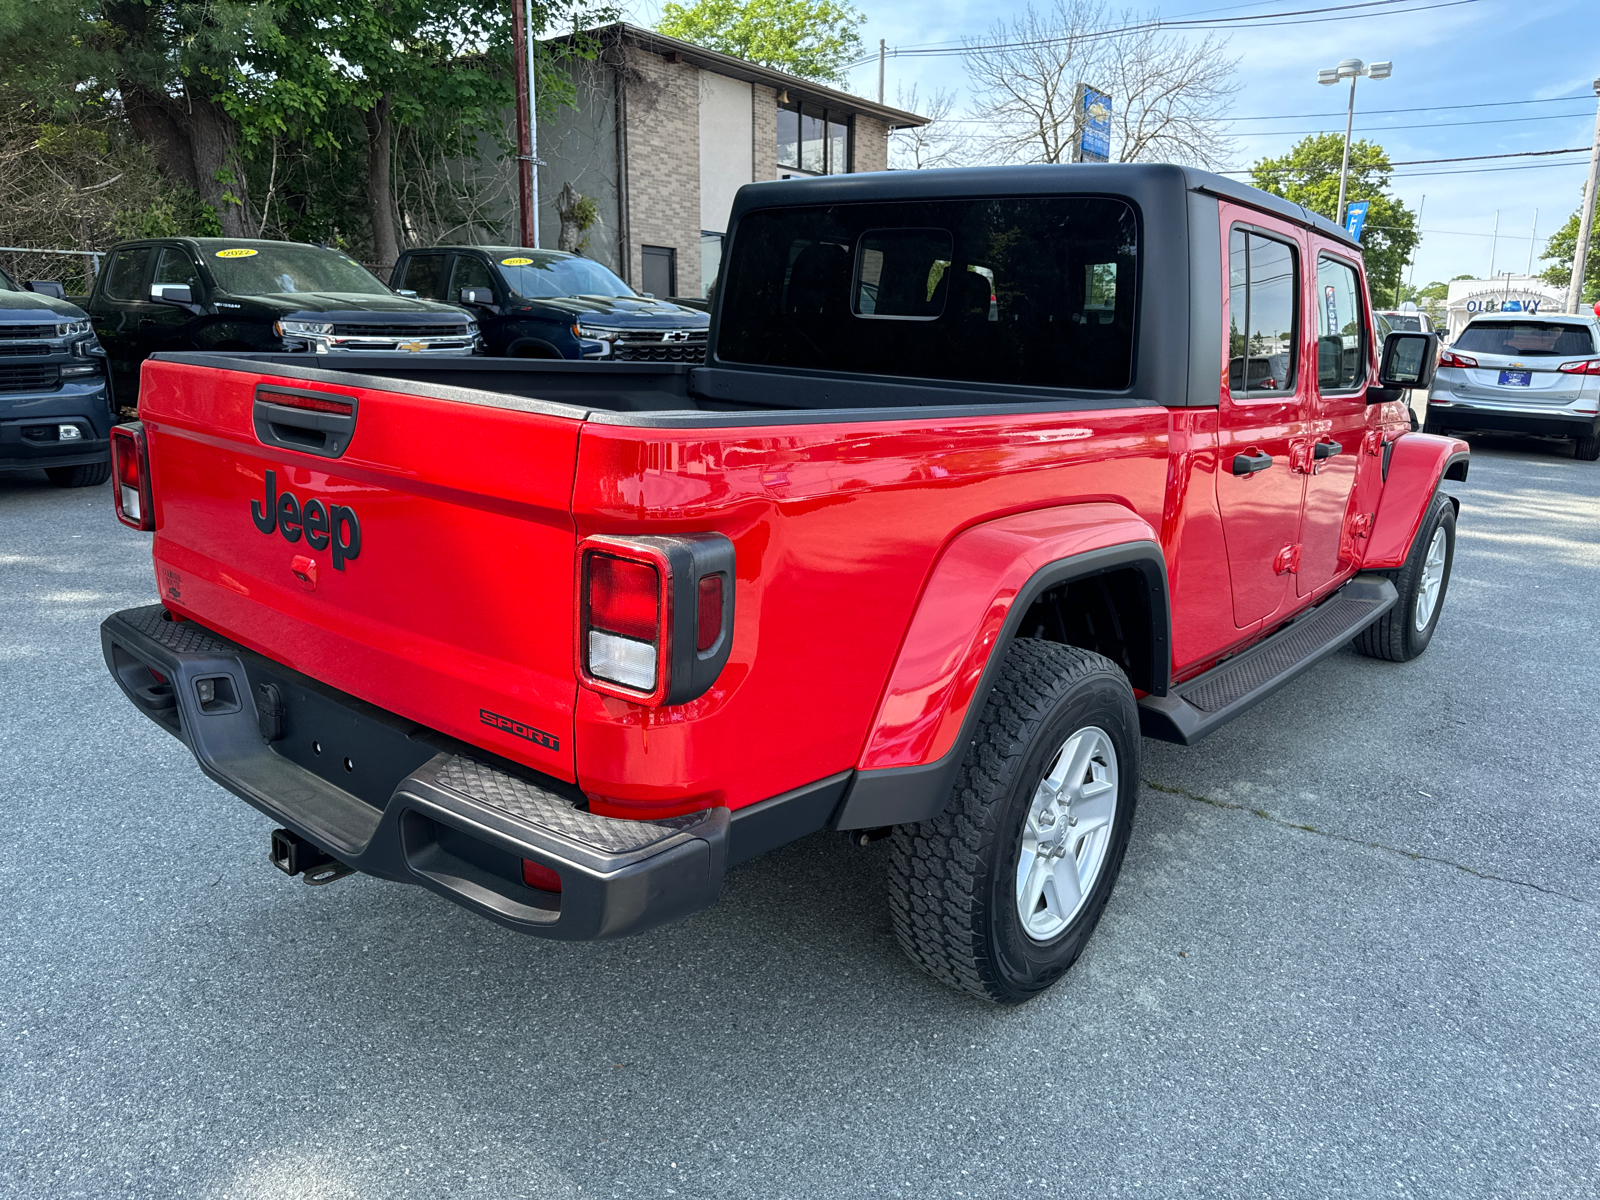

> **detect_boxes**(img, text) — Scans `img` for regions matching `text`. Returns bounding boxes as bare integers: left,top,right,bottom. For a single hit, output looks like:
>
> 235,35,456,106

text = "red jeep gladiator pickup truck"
101,166,1464,1003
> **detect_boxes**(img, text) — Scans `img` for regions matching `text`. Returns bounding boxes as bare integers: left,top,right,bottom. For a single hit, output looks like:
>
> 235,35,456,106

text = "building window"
641,245,676,299
776,101,852,175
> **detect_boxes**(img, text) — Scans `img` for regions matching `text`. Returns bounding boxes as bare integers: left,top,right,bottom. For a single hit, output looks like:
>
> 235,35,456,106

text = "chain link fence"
0,248,103,302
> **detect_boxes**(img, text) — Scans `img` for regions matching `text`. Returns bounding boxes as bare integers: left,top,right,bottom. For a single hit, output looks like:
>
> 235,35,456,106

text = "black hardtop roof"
731,163,1357,248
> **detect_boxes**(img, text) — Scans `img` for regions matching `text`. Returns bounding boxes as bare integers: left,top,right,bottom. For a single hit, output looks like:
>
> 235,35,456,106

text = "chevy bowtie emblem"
1509,361,1524,368
399,340,426,352
661,330,691,343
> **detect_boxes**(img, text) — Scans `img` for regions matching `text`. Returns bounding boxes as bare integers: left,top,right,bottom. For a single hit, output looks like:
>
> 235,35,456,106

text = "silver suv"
1425,314,1600,460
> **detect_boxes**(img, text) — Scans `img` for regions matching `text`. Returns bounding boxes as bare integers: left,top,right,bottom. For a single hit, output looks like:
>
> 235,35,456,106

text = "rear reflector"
587,554,659,641
697,574,723,651
258,389,355,415
521,859,562,892
588,630,656,691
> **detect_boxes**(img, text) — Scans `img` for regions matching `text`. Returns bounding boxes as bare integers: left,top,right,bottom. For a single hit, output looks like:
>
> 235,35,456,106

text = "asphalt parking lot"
2,435,1596,1200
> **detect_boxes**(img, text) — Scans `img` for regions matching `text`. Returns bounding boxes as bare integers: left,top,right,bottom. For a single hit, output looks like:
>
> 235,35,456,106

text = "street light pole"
1318,58,1391,228
1566,76,1600,314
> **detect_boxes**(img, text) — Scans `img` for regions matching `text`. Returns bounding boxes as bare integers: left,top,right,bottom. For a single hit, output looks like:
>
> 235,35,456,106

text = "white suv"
1425,313,1600,460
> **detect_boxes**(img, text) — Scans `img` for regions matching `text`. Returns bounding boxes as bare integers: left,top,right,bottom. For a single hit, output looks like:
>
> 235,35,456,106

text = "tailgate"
139,358,583,780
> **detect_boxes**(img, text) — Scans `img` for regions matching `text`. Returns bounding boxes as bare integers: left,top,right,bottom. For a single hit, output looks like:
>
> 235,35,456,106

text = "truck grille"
0,364,61,391
0,343,50,356
611,329,709,363
332,323,471,338
0,324,57,339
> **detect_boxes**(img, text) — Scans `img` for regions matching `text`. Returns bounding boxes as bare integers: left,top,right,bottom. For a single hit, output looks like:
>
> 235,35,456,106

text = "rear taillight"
577,534,735,706
109,422,154,531
521,859,562,893
1438,351,1477,369
1558,359,1600,375
586,553,661,693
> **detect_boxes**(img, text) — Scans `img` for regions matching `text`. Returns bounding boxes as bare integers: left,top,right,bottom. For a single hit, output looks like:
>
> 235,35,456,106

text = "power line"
845,0,1481,67
1389,147,1592,165
943,111,1593,134
1226,94,1594,120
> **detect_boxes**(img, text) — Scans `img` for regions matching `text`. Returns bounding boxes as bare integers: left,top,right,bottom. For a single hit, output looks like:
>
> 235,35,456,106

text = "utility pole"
1567,75,1600,314
1399,192,1423,306
526,0,541,248
1526,209,1538,277
878,40,886,106
511,0,534,248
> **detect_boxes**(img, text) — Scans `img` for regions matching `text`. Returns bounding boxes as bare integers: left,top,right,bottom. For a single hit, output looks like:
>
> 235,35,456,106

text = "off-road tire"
886,640,1140,1005
45,461,110,488
1351,490,1456,662
1575,434,1600,462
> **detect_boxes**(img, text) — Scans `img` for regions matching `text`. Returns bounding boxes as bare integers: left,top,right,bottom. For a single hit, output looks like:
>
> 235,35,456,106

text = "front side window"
776,103,853,175
103,248,152,302
449,255,495,298
1227,228,1298,396
1316,255,1366,391
718,196,1139,390
151,248,200,297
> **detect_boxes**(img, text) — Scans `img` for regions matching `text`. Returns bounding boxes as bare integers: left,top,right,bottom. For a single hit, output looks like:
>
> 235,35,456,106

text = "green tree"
1537,190,1600,306
1251,133,1420,303
656,0,865,83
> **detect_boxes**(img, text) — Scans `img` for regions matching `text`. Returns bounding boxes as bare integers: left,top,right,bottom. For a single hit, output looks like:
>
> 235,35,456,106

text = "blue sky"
627,0,1599,291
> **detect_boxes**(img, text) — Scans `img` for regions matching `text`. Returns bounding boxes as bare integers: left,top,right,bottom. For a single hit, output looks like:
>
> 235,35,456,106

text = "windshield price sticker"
216,248,259,258
501,257,534,266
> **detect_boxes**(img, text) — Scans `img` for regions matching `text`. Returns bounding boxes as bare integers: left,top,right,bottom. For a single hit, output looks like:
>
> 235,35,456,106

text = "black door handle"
1313,440,1343,460
1232,451,1273,475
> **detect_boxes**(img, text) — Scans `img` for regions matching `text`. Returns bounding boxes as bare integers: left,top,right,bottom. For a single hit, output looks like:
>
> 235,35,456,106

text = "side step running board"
1139,574,1398,745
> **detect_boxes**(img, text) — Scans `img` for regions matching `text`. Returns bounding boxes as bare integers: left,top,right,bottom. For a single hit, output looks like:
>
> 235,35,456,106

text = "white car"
1425,313,1600,460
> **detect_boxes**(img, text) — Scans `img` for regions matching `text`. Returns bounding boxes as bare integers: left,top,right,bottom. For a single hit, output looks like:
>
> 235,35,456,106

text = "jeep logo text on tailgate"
250,470,362,570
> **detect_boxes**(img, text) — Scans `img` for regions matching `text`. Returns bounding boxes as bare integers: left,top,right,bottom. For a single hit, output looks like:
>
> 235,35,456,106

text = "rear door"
142,360,586,780
1214,211,1308,628
1298,248,1372,597
91,245,155,406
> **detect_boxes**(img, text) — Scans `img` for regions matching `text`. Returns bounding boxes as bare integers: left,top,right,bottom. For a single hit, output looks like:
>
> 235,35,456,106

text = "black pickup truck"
391,245,708,362
0,269,114,486
86,238,481,408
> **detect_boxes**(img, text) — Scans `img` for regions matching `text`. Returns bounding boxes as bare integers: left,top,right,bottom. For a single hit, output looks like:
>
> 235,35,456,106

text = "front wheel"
1352,490,1456,662
887,640,1140,1004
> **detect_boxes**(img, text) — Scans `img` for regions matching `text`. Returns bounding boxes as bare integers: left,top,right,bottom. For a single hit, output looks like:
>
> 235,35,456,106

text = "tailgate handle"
252,385,358,459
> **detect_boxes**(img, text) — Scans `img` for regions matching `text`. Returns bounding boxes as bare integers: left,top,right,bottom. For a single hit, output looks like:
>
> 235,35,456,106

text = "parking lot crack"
1144,779,1594,907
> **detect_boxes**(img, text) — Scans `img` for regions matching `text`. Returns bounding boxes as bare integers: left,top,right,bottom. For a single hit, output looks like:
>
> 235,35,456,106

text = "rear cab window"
1316,255,1366,392
717,196,1139,391
1454,322,1596,358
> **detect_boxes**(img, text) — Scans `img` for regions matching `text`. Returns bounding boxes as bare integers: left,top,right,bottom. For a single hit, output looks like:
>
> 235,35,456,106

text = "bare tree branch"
888,83,969,170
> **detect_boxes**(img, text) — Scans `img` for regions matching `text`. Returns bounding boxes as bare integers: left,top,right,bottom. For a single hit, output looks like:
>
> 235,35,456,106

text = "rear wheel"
45,461,110,488
1352,490,1455,662
886,640,1140,1004
1575,434,1600,462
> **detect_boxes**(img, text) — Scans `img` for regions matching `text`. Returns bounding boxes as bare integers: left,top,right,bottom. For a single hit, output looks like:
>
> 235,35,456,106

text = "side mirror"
28,280,66,299
1371,330,1438,402
153,284,194,305
394,288,419,299
458,287,495,307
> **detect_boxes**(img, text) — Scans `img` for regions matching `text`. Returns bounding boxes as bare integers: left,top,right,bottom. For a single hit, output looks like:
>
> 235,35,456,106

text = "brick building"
528,24,926,299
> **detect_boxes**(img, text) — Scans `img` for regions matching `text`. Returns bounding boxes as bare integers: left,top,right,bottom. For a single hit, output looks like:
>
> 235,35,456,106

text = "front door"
140,246,207,358
1298,250,1372,597
1215,217,1308,629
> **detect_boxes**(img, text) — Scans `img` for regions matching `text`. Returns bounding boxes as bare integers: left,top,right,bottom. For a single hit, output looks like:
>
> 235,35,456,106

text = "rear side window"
1227,229,1298,396
103,248,152,302
717,196,1139,391
1316,256,1366,392
1454,322,1595,357
401,254,446,301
